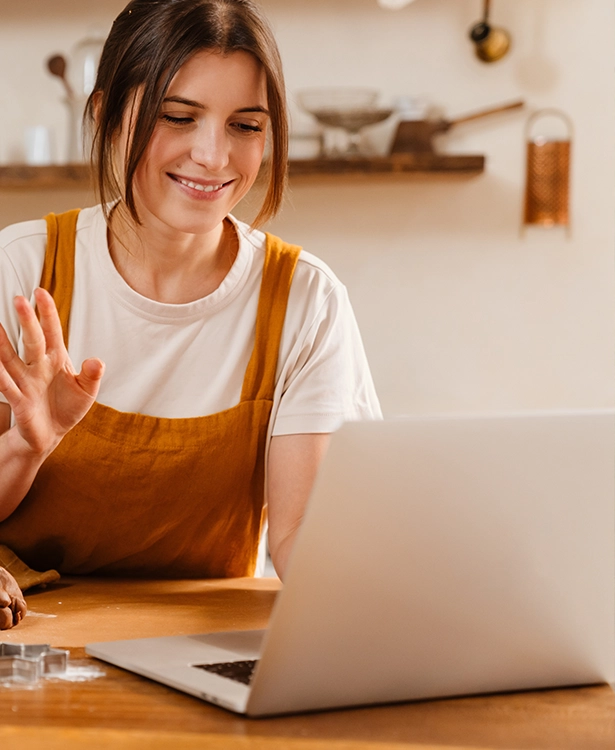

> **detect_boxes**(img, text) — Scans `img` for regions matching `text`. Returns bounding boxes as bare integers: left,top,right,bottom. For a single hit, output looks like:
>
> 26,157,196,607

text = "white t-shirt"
0,205,382,439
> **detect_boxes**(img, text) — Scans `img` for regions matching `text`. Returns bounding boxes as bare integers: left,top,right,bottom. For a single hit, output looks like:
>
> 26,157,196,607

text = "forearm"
268,522,301,582
267,433,331,582
0,425,52,522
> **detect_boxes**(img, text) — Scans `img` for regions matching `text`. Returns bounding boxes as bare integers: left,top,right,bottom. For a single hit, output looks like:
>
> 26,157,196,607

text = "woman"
0,0,381,629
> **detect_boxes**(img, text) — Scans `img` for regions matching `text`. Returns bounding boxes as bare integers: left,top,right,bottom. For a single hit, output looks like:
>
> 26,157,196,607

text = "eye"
232,122,264,134
161,114,194,125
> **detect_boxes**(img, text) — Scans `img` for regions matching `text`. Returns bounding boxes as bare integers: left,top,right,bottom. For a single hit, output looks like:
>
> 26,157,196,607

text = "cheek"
131,133,173,188
239,137,267,178
143,129,175,164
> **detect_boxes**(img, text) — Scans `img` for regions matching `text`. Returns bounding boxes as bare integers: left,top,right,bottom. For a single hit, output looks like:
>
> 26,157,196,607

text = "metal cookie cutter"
0,643,69,685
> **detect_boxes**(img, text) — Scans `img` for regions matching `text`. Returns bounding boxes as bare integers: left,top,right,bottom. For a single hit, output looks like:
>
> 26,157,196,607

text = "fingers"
75,358,105,398
13,294,47,365
12,289,66,369
0,290,65,407
33,288,67,360
0,321,26,392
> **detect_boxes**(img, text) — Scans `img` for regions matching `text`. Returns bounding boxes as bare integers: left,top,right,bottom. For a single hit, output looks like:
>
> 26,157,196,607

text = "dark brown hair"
85,0,288,228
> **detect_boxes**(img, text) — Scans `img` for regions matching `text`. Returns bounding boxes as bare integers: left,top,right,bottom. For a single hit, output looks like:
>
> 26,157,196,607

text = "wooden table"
0,577,613,749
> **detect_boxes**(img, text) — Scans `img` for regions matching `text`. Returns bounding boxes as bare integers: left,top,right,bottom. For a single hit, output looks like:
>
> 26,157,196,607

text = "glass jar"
69,31,105,99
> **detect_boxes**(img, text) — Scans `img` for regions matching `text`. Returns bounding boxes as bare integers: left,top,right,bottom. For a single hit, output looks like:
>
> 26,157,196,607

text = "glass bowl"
296,88,392,156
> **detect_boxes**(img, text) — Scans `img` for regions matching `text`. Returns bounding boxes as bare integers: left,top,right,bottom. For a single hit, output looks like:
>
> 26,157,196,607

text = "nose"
190,121,230,173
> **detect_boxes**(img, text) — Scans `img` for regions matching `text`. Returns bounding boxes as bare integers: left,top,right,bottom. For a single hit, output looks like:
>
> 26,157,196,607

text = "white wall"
0,0,613,417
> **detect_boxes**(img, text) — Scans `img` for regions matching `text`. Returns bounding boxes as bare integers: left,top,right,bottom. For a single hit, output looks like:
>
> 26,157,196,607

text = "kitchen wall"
0,0,612,417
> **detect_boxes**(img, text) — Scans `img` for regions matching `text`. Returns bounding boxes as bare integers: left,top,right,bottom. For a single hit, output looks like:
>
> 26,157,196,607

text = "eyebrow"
163,96,270,115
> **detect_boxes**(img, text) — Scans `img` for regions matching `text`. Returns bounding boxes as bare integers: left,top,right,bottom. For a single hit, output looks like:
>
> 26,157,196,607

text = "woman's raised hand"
0,288,104,457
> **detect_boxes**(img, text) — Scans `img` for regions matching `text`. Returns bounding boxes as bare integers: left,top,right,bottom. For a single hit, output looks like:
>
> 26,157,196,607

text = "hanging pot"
469,0,511,63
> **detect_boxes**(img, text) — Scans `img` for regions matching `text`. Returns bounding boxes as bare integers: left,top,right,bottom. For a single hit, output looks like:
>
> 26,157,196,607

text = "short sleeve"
271,257,382,436
0,221,47,407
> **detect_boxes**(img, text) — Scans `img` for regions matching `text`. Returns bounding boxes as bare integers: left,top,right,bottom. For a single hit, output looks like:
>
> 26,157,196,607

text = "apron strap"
241,233,301,403
41,209,81,348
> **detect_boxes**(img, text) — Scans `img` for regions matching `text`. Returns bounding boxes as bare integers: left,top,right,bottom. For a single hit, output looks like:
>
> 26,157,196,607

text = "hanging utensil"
46,54,75,101
469,0,511,63
522,109,573,234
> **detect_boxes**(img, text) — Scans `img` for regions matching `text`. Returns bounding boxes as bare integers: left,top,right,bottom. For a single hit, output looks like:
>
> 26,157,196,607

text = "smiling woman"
0,0,381,630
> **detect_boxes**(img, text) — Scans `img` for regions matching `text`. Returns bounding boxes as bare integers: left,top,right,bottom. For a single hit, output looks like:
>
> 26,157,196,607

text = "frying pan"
390,99,524,154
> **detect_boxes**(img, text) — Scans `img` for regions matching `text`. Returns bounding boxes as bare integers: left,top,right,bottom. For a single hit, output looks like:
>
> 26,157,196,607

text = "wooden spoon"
47,54,75,100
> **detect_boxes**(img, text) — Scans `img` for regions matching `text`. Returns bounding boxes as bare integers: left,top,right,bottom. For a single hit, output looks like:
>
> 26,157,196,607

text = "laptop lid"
245,410,615,715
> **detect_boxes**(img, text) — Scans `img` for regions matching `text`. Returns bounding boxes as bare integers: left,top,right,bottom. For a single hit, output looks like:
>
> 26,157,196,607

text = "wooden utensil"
391,99,524,154
47,54,75,100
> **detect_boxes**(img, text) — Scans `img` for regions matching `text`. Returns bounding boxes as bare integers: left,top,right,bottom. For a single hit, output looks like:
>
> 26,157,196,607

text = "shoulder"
0,218,48,294
294,247,342,294
232,217,345,310
0,217,47,253
0,206,102,294
75,204,103,232
0,204,101,254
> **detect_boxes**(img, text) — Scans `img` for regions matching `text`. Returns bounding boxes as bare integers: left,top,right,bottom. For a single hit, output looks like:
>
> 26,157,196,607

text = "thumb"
75,358,105,397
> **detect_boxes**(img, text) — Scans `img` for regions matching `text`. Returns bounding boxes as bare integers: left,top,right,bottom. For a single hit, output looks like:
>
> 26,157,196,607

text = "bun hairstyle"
85,0,288,228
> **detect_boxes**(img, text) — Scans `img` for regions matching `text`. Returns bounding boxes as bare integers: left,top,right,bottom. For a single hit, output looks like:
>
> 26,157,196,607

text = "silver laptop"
86,410,615,716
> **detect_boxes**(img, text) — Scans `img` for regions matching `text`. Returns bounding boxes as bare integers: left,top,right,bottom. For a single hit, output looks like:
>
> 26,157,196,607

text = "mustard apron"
0,210,300,578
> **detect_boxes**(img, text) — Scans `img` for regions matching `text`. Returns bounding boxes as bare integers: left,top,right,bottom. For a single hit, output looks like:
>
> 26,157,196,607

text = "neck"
107,206,238,304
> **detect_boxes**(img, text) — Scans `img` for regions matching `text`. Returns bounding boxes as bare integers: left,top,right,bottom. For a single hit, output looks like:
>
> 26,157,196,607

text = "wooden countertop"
1,577,613,749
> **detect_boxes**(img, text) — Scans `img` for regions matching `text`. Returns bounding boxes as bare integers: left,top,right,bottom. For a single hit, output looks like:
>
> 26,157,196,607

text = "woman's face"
120,49,269,238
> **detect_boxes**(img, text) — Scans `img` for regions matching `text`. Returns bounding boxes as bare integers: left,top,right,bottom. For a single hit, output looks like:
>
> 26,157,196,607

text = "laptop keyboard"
194,659,259,686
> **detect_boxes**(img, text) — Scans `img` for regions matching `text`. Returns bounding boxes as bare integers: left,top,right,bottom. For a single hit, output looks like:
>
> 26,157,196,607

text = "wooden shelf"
0,164,92,190
288,153,485,176
0,154,484,190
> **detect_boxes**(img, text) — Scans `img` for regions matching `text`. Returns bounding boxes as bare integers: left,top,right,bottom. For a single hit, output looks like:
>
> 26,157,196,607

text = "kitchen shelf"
0,154,484,190
0,164,93,190
288,154,485,176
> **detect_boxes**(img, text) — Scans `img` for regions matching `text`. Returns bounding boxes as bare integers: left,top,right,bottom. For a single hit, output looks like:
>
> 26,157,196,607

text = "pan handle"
446,99,524,128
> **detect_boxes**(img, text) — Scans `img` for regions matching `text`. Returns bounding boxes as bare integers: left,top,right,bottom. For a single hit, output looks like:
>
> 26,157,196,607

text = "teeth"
176,177,225,192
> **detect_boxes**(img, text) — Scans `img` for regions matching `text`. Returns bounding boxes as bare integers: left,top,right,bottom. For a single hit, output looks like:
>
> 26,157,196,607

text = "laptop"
86,410,615,716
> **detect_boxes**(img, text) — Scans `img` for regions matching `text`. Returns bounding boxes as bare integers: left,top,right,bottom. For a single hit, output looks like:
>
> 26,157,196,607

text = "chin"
157,204,232,235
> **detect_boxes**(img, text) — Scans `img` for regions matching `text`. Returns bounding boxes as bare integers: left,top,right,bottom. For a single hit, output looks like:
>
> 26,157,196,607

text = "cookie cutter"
0,642,69,684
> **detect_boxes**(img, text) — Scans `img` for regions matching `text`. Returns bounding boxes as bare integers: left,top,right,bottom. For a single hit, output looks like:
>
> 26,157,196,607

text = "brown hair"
85,0,288,228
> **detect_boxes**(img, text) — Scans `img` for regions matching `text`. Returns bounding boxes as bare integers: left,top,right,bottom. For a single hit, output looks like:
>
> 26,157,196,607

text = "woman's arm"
0,404,29,629
0,402,52,521
266,433,331,581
